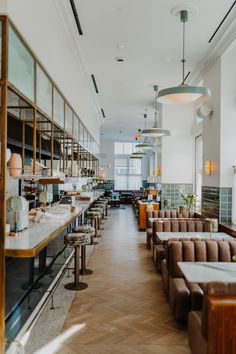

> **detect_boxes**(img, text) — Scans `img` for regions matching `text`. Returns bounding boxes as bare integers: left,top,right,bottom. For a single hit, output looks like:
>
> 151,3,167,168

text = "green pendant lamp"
157,9,211,104
141,86,171,138
130,155,142,159
130,135,146,158
135,114,154,150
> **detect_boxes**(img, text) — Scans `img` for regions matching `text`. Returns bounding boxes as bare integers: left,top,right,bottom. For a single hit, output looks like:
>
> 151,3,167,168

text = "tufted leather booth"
146,210,196,249
188,282,236,354
146,210,159,249
161,239,236,322
150,219,207,262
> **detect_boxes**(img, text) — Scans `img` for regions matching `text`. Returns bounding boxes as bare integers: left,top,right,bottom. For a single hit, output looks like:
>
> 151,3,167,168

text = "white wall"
5,0,102,143
220,45,236,187
161,104,194,184
202,58,221,188
100,139,114,180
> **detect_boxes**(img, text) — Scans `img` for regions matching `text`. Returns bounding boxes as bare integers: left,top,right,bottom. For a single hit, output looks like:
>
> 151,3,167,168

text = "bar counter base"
64,282,88,291
79,269,93,275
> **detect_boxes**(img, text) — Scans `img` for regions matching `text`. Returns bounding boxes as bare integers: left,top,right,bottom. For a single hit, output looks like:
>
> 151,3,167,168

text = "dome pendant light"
135,114,154,150
157,10,211,105
132,134,146,157
141,86,170,138
130,156,142,159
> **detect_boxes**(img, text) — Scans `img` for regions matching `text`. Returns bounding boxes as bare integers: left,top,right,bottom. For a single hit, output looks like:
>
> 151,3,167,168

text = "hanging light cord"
180,10,191,85
154,88,158,127
181,18,186,84
144,114,147,142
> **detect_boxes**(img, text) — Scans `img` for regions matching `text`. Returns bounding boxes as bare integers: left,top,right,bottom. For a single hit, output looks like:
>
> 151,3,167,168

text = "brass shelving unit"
0,15,100,353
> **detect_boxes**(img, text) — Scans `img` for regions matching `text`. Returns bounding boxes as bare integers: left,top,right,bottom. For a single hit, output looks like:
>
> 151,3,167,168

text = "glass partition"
73,115,79,140
84,129,88,149
8,25,35,102
54,88,64,128
65,103,73,135
36,65,52,117
79,122,84,144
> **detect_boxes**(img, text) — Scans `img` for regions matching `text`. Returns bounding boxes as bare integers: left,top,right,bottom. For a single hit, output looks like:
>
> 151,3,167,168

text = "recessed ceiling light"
162,56,171,62
117,44,125,49
115,57,125,62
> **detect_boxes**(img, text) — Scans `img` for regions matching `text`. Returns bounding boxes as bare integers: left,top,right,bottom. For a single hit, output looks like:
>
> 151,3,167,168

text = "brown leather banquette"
161,239,236,322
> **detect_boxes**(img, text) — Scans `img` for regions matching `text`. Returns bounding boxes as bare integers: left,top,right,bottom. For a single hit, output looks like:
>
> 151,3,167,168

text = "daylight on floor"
0,1,236,354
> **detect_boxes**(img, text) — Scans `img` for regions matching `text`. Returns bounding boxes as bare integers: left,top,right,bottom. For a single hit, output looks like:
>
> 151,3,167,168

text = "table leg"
79,245,93,275
65,246,88,291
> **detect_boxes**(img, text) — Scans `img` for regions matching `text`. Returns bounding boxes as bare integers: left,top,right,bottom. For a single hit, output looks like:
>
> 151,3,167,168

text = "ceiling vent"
101,108,106,118
91,74,99,93
115,57,125,62
70,0,83,35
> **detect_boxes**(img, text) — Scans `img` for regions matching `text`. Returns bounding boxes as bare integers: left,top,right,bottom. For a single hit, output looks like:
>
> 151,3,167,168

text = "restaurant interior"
0,0,236,353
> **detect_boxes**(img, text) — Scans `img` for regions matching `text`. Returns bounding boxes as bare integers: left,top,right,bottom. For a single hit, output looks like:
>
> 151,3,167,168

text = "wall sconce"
204,160,212,176
156,167,161,175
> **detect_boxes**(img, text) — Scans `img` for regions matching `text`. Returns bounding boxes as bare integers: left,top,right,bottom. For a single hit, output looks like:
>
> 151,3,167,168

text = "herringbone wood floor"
58,206,190,354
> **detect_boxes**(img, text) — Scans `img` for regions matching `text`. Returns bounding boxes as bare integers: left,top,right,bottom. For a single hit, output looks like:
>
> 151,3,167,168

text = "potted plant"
180,193,197,211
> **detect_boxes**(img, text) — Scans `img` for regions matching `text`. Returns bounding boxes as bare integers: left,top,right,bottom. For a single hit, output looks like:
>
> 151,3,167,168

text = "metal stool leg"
65,245,88,291
80,245,93,275
96,217,102,237
90,218,99,245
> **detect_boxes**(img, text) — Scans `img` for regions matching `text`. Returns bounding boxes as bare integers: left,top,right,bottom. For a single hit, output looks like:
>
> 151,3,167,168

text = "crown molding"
189,8,236,84
53,0,104,128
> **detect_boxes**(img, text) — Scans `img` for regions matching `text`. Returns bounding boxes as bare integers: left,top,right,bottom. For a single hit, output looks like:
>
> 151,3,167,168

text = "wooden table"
178,262,236,283
138,201,159,230
156,232,232,242
149,217,203,224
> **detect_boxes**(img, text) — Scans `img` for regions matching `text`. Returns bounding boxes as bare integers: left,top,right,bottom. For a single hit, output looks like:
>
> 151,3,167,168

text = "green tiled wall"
220,188,232,223
201,186,232,223
161,183,193,209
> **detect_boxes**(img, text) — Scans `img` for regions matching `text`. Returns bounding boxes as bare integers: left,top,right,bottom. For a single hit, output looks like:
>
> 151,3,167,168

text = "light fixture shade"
130,155,142,159
141,127,170,138
135,142,154,150
157,84,211,104
132,151,146,156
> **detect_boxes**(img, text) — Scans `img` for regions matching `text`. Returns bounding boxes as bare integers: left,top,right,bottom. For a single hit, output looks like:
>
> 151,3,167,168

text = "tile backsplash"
220,188,232,223
161,183,194,209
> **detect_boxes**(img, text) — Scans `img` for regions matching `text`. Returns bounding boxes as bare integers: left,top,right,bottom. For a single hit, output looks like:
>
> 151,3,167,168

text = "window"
114,142,136,155
114,142,142,190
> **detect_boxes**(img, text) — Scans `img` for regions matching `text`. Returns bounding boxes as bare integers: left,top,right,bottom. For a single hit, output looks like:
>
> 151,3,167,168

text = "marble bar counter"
156,232,233,242
178,262,236,283
5,191,104,258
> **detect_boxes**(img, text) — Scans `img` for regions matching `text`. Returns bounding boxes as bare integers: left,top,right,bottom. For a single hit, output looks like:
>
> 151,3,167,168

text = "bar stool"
98,199,109,216
94,203,106,219
85,211,101,237
73,224,99,245
95,201,108,216
64,233,90,291
90,208,104,228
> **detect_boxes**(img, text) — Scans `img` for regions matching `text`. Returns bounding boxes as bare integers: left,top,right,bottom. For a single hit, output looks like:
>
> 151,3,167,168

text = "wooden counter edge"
5,208,84,258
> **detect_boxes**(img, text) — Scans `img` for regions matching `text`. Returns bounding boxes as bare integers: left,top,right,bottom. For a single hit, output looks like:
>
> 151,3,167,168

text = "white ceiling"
75,0,235,141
